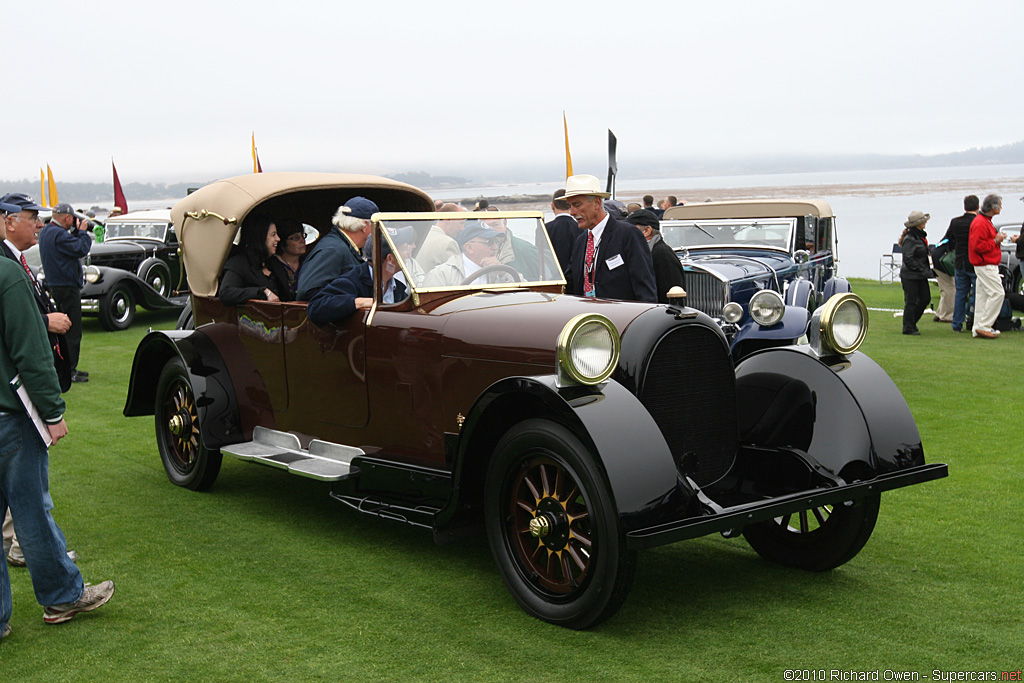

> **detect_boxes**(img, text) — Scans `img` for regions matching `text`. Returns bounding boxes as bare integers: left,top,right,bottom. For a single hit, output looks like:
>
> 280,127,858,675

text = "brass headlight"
810,292,868,356
749,290,785,327
84,265,101,284
556,314,620,386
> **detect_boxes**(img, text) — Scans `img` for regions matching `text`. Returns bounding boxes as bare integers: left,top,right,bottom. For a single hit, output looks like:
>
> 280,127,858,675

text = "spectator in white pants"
968,195,1006,339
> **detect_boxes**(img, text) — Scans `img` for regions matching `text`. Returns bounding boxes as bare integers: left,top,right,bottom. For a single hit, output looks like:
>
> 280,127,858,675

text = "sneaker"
1,623,10,640
70,371,89,383
973,329,999,339
43,581,115,624
75,370,89,378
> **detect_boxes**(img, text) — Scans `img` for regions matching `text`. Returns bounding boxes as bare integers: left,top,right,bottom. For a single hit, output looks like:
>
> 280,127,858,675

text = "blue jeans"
952,267,976,330
0,413,83,631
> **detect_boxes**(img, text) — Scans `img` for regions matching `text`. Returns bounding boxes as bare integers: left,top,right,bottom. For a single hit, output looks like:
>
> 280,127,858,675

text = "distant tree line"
0,180,205,205
384,171,470,189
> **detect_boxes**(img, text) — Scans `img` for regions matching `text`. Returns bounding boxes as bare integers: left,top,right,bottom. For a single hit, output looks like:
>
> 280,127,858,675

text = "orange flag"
47,165,59,206
251,132,263,173
563,112,573,179
40,168,48,206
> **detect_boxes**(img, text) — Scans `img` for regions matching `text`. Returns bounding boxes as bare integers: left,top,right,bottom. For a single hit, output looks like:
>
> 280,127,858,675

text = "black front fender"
83,267,184,310
434,375,691,542
735,346,924,477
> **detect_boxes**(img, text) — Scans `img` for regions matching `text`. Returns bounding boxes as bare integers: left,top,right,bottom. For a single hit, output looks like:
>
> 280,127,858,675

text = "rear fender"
123,329,241,449
434,375,691,541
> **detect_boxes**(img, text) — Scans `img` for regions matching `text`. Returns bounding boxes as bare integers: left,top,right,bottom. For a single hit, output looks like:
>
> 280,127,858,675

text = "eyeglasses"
466,238,498,248
286,234,305,242
15,213,41,224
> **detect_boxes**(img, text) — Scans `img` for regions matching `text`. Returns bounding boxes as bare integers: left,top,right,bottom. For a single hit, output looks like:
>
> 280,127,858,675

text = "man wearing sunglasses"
422,222,514,287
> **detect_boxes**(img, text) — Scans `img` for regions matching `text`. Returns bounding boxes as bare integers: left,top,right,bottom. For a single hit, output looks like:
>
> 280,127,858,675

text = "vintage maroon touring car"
124,173,947,629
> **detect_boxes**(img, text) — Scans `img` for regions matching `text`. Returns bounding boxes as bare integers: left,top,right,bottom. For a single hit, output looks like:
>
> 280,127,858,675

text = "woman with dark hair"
274,218,307,300
219,216,291,306
898,210,933,335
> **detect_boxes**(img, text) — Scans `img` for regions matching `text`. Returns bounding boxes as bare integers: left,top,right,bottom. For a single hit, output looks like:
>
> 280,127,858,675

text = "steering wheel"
459,264,522,285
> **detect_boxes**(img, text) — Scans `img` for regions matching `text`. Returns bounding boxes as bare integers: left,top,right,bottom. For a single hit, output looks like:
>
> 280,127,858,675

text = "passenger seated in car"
218,215,292,306
273,218,307,299
296,196,378,300
307,227,413,326
422,222,515,287
483,206,539,280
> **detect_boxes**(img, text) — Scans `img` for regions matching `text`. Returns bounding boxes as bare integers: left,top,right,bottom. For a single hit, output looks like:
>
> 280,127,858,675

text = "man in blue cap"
307,226,413,326
39,203,92,383
296,196,379,300
0,198,115,643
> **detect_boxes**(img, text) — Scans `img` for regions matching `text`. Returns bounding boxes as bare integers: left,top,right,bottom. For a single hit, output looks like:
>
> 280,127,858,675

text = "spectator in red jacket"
968,194,1007,338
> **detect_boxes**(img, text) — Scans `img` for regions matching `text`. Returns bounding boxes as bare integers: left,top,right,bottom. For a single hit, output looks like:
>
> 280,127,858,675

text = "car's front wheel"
484,419,636,629
139,260,171,298
97,284,135,330
743,494,880,571
155,357,222,491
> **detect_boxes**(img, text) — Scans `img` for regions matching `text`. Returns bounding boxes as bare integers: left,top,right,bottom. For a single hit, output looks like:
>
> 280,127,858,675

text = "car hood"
678,249,793,281
432,291,657,365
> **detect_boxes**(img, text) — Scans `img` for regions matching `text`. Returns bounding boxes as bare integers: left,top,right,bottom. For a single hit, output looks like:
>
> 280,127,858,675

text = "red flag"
112,160,128,214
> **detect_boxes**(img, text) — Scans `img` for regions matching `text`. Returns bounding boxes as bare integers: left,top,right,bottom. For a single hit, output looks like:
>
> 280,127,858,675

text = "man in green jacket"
0,201,115,642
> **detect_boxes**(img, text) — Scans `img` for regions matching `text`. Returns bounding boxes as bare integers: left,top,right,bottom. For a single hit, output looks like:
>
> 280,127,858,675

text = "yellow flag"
47,165,59,206
563,111,573,179
40,168,48,206
251,132,262,173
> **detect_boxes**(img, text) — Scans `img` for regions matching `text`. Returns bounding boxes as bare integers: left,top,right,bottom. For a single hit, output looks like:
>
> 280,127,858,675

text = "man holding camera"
39,204,92,383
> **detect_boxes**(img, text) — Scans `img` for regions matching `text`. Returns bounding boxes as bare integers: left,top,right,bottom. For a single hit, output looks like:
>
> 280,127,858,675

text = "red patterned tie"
19,253,32,277
583,229,595,297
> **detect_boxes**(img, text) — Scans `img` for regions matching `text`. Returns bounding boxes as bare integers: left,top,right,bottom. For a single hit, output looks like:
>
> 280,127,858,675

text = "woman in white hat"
898,210,934,335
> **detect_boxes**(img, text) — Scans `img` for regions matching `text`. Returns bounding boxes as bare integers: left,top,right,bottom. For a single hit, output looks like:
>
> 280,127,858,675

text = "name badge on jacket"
606,254,625,270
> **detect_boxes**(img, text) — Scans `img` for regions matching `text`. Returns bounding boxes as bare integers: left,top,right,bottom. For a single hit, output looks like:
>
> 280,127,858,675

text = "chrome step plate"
219,426,362,482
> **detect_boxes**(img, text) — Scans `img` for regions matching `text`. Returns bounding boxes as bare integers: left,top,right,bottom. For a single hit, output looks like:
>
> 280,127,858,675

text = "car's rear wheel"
743,494,880,571
155,357,221,491
484,419,636,629
98,284,135,331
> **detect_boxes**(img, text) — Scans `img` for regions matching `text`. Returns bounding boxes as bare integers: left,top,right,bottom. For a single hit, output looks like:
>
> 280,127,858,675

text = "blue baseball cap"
1,193,48,212
342,196,379,220
0,199,21,215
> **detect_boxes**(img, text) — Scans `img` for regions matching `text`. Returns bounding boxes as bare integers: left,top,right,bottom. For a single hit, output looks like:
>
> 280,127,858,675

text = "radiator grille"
683,270,728,317
638,325,737,487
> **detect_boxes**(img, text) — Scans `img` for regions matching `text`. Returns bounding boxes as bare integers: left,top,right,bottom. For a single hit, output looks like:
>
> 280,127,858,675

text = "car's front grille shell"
637,325,737,487
683,269,728,318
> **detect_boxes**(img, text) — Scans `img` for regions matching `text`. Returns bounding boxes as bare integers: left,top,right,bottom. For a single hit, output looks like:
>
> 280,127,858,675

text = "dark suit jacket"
565,216,657,303
1,241,72,391
544,213,578,274
650,235,686,304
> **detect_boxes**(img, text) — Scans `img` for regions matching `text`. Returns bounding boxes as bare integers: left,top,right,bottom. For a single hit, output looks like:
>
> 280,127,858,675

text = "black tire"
154,357,222,491
484,418,636,629
139,260,171,298
97,285,135,331
175,299,194,330
743,494,881,571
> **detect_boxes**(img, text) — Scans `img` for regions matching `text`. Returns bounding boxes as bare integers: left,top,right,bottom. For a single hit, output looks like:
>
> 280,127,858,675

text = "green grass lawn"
2,281,1020,681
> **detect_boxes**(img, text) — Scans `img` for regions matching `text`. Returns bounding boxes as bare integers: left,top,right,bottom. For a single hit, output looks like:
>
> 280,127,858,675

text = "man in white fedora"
562,174,656,303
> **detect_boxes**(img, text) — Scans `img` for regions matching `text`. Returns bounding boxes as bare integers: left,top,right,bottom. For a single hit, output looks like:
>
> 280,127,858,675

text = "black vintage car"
124,173,947,629
82,209,189,330
662,200,849,360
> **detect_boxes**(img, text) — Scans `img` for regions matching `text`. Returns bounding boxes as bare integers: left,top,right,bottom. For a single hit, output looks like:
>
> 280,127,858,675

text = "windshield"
378,211,564,292
661,218,795,251
105,221,169,241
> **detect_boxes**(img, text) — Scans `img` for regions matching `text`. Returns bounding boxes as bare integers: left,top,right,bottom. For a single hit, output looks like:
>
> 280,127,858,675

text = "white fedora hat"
562,174,610,199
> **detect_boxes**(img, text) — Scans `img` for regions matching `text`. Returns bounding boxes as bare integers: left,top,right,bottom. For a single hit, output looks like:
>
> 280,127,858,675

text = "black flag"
606,129,618,198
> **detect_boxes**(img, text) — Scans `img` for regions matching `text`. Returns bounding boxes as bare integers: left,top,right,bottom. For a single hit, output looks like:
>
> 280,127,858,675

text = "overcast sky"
4,0,1022,185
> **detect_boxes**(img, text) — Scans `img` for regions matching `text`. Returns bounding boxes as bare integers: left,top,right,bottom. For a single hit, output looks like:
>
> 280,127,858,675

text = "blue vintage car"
661,200,850,360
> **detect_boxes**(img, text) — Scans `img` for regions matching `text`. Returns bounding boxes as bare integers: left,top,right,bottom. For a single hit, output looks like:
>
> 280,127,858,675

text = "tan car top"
663,199,834,221
172,172,433,296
